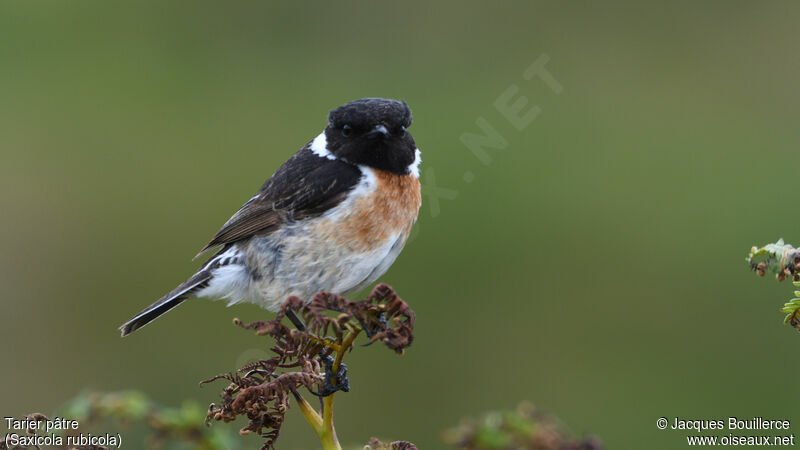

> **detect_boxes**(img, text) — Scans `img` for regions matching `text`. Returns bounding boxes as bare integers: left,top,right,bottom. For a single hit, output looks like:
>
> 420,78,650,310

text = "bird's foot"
308,354,350,397
359,311,388,346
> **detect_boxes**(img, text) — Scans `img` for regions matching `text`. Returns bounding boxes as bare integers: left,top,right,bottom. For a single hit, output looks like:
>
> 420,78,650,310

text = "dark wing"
197,145,362,255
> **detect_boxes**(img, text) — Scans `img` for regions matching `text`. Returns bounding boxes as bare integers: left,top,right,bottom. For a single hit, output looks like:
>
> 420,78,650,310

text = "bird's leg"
286,308,307,332
355,316,373,339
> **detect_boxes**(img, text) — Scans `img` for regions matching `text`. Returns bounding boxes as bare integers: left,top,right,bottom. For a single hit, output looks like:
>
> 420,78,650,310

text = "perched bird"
120,98,422,336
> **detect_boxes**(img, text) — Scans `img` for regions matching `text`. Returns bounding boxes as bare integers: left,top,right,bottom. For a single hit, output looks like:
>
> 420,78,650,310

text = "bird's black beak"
366,124,390,139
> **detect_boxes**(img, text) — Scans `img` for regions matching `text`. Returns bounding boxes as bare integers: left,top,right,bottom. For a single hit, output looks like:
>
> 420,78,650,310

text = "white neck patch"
407,148,422,178
309,131,337,160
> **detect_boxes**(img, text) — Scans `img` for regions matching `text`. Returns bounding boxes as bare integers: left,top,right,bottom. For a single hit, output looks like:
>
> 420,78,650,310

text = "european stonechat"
120,98,421,336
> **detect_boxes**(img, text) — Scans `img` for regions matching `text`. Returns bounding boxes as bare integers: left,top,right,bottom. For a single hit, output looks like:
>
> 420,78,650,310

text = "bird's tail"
119,270,211,336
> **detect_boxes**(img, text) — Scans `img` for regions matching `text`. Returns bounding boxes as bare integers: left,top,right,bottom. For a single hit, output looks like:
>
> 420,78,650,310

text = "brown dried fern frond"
203,283,415,450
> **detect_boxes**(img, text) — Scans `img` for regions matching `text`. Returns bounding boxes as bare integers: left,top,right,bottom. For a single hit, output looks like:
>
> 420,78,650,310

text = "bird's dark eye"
398,125,406,135
342,124,352,137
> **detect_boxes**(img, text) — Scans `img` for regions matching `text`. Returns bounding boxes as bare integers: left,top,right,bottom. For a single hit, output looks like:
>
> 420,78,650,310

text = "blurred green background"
2,1,800,448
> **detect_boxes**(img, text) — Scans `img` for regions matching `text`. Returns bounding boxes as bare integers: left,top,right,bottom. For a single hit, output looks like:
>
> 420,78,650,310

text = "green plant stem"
332,327,359,379
295,392,340,450
294,392,323,431
320,393,340,450
295,327,361,450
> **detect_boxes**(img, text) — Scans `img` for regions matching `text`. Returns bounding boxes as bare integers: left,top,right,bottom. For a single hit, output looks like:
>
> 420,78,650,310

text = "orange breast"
337,169,421,251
